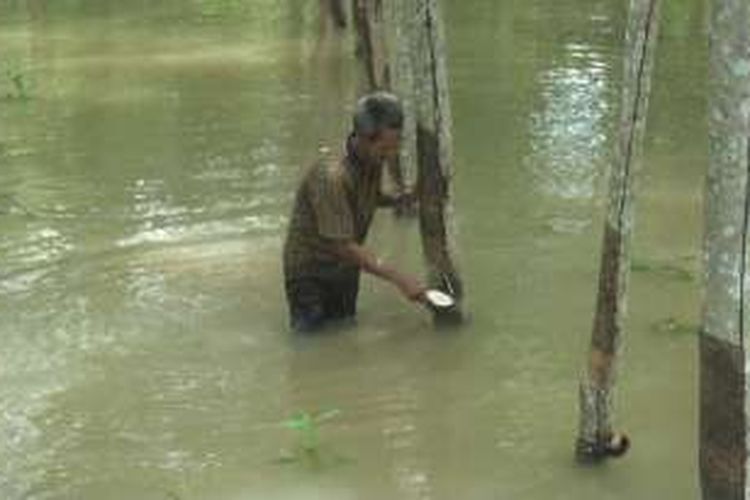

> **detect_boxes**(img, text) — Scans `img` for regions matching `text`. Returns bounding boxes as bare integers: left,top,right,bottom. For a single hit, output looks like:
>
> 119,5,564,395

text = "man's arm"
329,241,425,302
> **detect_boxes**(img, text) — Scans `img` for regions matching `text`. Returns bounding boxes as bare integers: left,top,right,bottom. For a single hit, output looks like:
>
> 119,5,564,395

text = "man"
283,92,426,332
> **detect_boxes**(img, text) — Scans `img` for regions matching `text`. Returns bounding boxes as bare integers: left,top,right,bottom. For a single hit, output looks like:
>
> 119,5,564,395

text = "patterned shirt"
283,144,383,280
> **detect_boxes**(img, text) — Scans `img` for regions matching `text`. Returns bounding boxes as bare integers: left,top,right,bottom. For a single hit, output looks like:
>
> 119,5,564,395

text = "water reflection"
384,383,433,500
525,41,612,202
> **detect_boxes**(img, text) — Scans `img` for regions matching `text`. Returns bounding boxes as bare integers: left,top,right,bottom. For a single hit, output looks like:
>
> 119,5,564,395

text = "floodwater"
0,1,705,499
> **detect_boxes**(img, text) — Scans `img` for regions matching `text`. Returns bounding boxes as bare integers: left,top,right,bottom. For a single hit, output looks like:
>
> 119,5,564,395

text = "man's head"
352,92,403,163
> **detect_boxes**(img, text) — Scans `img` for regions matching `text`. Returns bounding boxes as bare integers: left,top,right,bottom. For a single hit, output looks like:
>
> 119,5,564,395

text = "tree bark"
330,0,348,29
352,0,389,90
353,0,463,323
575,0,661,463
700,2,750,498
318,0,347,39
351,0,415,215
327,0,348,29
394,0,464,324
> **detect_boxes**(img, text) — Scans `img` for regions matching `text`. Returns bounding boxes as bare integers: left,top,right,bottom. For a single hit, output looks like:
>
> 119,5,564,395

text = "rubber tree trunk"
318,0,347,39
700,2,750,498
354,0,463,323
398,0,463,323
575,0,661,463
351,0,412,212
327,0,348,29
352,0,389,90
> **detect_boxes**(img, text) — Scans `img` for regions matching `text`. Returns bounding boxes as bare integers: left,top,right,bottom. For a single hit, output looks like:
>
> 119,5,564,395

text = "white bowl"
424,289,455,308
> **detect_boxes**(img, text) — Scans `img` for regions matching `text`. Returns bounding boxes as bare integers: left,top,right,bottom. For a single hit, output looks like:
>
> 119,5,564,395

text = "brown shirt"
283,147,383,280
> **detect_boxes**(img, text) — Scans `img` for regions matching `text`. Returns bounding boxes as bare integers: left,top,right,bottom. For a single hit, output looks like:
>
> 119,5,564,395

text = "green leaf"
284,412,313,430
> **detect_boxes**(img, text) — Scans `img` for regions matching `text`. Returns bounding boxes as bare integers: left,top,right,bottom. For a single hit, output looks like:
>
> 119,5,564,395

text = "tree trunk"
318,0,347,39
330,0,348,29
700,2,750,498
352,0,415,215
327,0,348,29
575,0,661,463
407,0,463,323
353,0,463,323
352,0,389,90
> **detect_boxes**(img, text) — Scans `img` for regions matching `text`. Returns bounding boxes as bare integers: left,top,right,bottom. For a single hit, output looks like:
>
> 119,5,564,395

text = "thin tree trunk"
353,0,463,323
700,2,750,498
387,1,418,194
352,0,389,90
352,0,416,214
326,0,348,29
318,0,347,39
330,0,348,29
407,0,463,323
575,0,661,463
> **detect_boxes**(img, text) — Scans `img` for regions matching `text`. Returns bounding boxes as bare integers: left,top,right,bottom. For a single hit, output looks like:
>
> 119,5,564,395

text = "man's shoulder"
306,145,349,187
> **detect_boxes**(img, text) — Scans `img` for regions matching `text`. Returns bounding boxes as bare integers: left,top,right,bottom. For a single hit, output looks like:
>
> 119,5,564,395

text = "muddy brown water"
0,1,705,498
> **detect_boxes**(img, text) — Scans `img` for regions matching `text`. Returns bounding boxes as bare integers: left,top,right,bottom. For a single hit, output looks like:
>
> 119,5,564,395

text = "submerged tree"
351,0,410,206
352,0,389,90
407,0,464,318
319,0,348,37
575,0,661,462
699,1,750,498
352,0,464,323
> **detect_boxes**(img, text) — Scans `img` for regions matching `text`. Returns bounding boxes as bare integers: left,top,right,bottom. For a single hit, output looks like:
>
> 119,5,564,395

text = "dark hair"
352,92,404,136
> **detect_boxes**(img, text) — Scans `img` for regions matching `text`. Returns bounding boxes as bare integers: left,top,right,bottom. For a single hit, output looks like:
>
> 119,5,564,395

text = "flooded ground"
0,1,705,498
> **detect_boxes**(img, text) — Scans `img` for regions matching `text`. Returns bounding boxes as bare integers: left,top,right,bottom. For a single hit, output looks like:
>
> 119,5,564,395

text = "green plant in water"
651,316,697,336
278,408,344,467
631,257,696,282
4,64,30,100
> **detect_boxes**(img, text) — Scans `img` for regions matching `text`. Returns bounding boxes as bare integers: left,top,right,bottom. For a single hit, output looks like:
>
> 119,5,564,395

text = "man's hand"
393,190,417,217
330,241,425,303
395,273,427,302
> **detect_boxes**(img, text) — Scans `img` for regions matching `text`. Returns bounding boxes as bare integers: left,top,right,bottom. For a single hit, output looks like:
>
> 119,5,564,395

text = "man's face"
371,128,401,162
